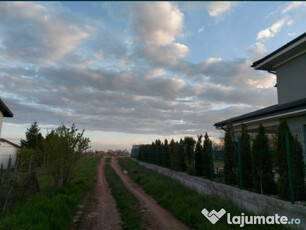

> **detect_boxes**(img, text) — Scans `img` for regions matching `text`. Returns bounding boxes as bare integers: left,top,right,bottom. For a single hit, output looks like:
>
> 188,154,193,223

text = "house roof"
0,99,13,117
251,32,306,71
0,138,21,148
214,98,306,129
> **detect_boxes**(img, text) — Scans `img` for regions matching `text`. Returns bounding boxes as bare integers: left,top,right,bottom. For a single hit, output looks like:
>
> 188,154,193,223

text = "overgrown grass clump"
0,156,101,230
104,163,143,230
118,158,286,230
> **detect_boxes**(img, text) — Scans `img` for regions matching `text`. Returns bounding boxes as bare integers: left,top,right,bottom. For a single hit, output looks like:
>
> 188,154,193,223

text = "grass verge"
0,156,101,230
104,163,143,230
118,158,286,230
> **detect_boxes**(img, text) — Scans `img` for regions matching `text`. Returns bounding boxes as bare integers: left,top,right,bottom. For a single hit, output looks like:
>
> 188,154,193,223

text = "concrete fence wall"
134,159,306,229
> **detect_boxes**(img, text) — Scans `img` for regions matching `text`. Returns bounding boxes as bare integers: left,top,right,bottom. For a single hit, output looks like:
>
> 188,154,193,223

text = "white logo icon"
201,208,226,224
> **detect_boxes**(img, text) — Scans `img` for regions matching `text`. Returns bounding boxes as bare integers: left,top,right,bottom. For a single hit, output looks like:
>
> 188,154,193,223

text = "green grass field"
118,158,286,230
0,156,101,230
104,162,143,230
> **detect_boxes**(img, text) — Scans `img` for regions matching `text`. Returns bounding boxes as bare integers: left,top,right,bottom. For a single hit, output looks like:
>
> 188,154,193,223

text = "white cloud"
182,2,237,18
282,2,306,13
256,17,289,40
204,2,236,17
288,32,297,36
0,2,93,64
131,2,189,64
198,27,204,33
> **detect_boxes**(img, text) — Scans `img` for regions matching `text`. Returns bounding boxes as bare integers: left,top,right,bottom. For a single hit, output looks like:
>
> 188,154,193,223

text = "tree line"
137,133,214,179
135,119,305,202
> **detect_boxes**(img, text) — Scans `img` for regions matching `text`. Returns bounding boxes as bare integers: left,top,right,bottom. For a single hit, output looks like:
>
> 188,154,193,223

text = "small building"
214,32,306,163
0,98,13,137
0,138,21,169
0,98,17,169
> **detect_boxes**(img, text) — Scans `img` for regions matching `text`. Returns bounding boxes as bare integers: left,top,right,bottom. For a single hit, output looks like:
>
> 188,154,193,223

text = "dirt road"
111,157,191,230
71,158,122,230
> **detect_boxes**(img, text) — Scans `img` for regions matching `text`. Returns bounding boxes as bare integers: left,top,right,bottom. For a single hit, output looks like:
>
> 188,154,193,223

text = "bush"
43,124,90,188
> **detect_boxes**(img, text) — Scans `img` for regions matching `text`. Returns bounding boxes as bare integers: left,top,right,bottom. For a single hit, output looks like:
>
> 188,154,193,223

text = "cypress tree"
179,139,186,172
202,133,212,178
184,137,196,174
291,136,306,200
277,119,305,200
240,124,252,188
195,135,203,176
224,122,237,185
169,139,176,170
252,124,274,194
164,139,170,168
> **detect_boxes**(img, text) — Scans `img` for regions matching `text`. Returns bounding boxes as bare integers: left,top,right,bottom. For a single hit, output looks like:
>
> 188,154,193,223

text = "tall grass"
0,156,101,230
104,163,143,230
118,158,286,230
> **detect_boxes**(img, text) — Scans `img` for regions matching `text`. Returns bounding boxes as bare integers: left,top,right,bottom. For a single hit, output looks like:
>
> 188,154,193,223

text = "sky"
0,1,305,151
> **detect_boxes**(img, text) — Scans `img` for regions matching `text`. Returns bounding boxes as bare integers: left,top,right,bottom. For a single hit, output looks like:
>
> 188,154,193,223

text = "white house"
214,32,306,164
0,98,19,169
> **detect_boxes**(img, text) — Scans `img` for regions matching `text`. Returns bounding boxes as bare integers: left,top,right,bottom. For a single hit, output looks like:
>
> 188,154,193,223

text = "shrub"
43,124,90,188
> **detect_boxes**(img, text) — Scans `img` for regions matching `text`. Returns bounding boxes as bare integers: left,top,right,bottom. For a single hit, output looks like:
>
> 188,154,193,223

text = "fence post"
209,141,214,180
285,132,294,204
238,136,242,190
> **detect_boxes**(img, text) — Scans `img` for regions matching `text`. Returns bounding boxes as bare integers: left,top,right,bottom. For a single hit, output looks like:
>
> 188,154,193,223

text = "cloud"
282,2,306,13
0,2,281,149
0,2,93,65
198,27,204,33
182,2,237,18
131,2,189,65
256,17,290,40
204,2,236,17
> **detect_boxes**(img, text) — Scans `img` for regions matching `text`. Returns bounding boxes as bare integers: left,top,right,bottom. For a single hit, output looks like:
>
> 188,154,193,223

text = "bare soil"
111,157,191,230
71,158,122,230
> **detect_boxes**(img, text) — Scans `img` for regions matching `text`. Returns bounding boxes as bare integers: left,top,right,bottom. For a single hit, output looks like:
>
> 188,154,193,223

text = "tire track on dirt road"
111,157,191,230
71,158,122,230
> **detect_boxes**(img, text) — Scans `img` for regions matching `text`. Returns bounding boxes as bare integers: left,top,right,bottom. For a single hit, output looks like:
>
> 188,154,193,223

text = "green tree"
224,122,237,185
21,122,44,150
240,124,252,188
184,137,196,174
291,136,306,200
195,135,203,176
276,119,305,200
252,124,274,194
164,139,170,168
169,139,176,170
43,124,90,188
178,139,186,172
202,133,212,178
